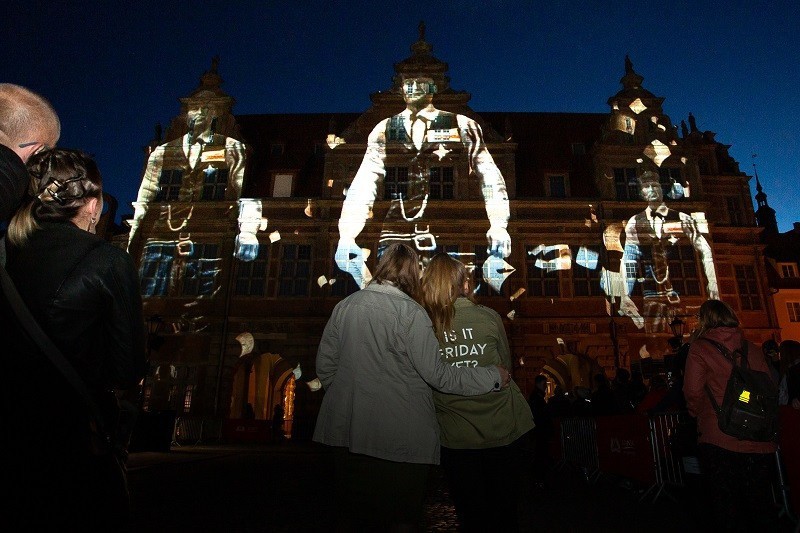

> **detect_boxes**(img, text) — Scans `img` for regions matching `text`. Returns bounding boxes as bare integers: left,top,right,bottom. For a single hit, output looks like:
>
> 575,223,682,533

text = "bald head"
0,83,60,163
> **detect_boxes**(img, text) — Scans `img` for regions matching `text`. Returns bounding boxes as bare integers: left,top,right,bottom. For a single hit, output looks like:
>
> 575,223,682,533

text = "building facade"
118,32,778,430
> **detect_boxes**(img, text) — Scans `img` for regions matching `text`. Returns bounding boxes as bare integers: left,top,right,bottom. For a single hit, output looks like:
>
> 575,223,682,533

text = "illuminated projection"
137,96,245,203
138,217,222,299
614,171,718,333
235,199,269,262
128,91,246,250
336,76,510,290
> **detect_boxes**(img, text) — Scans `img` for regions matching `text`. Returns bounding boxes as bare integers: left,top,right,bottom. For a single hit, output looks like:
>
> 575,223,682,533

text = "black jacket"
2,220,145,525
5,221,146,400
0,143,28,222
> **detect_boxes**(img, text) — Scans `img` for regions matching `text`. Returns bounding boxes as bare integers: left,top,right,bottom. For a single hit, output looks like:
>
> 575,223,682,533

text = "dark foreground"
121,441,794,532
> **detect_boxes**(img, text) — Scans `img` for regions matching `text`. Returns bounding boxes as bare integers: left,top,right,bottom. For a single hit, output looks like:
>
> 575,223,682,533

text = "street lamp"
669,316,684,338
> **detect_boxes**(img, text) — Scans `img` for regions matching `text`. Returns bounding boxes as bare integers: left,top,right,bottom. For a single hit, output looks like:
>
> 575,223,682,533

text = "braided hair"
7,149,102,246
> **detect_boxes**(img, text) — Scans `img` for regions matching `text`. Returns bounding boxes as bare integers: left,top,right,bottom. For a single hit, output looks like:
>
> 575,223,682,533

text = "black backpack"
699,338,778,442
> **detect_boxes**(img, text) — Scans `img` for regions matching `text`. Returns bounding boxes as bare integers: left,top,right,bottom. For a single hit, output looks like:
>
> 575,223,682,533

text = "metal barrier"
555,412,692,497
557,417,599,482
555,410,798,525
640,412,691,503
171,416,223,446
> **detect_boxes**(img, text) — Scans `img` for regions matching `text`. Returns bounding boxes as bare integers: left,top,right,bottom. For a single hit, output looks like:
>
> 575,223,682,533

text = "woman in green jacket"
421,253,533,532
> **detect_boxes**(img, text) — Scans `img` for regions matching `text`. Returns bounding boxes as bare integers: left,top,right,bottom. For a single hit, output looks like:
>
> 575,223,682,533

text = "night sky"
5,1,799,231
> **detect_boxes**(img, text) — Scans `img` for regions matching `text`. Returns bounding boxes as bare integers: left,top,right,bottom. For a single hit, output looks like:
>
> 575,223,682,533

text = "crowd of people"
2,82,797,532
534,364,685,421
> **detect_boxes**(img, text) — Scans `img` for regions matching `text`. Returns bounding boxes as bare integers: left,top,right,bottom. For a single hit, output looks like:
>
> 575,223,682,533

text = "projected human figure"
136,98,245,204
336,76,510,288
619,171,718,332
128,94,246,253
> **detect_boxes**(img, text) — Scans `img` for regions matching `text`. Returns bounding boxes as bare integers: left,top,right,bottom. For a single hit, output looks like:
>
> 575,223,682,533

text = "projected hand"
619,295,644,329
335,239,366,288
234,232,260,262
486,226,511,258
707,281,719,300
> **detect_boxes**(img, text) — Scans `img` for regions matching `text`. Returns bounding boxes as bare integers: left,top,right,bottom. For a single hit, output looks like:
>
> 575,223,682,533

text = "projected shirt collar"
646,205,669,220
400,108,439,129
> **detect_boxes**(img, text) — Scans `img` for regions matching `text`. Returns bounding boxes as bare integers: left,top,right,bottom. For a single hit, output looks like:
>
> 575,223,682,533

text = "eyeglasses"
18,141,52,155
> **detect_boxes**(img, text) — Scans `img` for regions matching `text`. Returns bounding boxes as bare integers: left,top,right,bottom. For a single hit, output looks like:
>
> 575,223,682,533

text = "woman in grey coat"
313,243,509,531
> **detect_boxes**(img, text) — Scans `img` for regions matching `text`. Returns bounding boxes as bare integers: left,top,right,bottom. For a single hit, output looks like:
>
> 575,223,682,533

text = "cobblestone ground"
123,443,795,532
424,467,460,532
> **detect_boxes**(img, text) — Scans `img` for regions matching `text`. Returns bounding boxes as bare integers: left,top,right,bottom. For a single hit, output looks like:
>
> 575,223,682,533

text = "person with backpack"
684,299,779,531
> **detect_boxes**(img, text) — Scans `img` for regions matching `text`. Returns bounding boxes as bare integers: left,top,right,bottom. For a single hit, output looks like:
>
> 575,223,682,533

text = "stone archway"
229,353,297,422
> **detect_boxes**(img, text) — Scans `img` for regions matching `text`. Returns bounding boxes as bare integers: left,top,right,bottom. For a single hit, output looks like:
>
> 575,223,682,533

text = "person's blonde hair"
696,299,739,338
0,84,60,147
7,149,102,246
420,253,475,343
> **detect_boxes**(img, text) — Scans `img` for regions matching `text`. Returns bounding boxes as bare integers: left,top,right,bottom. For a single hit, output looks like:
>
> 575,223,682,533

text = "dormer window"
779,263,799,278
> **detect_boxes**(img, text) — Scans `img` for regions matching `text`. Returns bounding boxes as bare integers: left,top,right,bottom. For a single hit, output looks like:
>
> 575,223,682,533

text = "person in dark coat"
780,340,800,409
3,150,146,528
591,373,617,416
684,299,778,531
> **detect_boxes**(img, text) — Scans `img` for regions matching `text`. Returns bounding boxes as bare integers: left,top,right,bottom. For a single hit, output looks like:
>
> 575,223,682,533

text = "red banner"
595,414,655,485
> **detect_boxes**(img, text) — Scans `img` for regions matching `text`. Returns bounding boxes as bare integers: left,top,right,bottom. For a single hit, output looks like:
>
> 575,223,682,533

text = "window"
273,173,293,197
571,143,586,156
183,243,221,296
658,167,681,184
200,166,228,200
525,245,560,297
278,244,312,296
548,175,567,198
668,246,702,297
726,197,743,225
156,169,183,201
429,167,454,199
387,116,407,142
779,263,799,278
658,168,682,199
788,302,800,322
140,242,176,296
384,167,409,199
614,167,639,200
235,246,269,296
572,262,601,297
183,385,194,413
734,265,762,311
623,258,643,297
